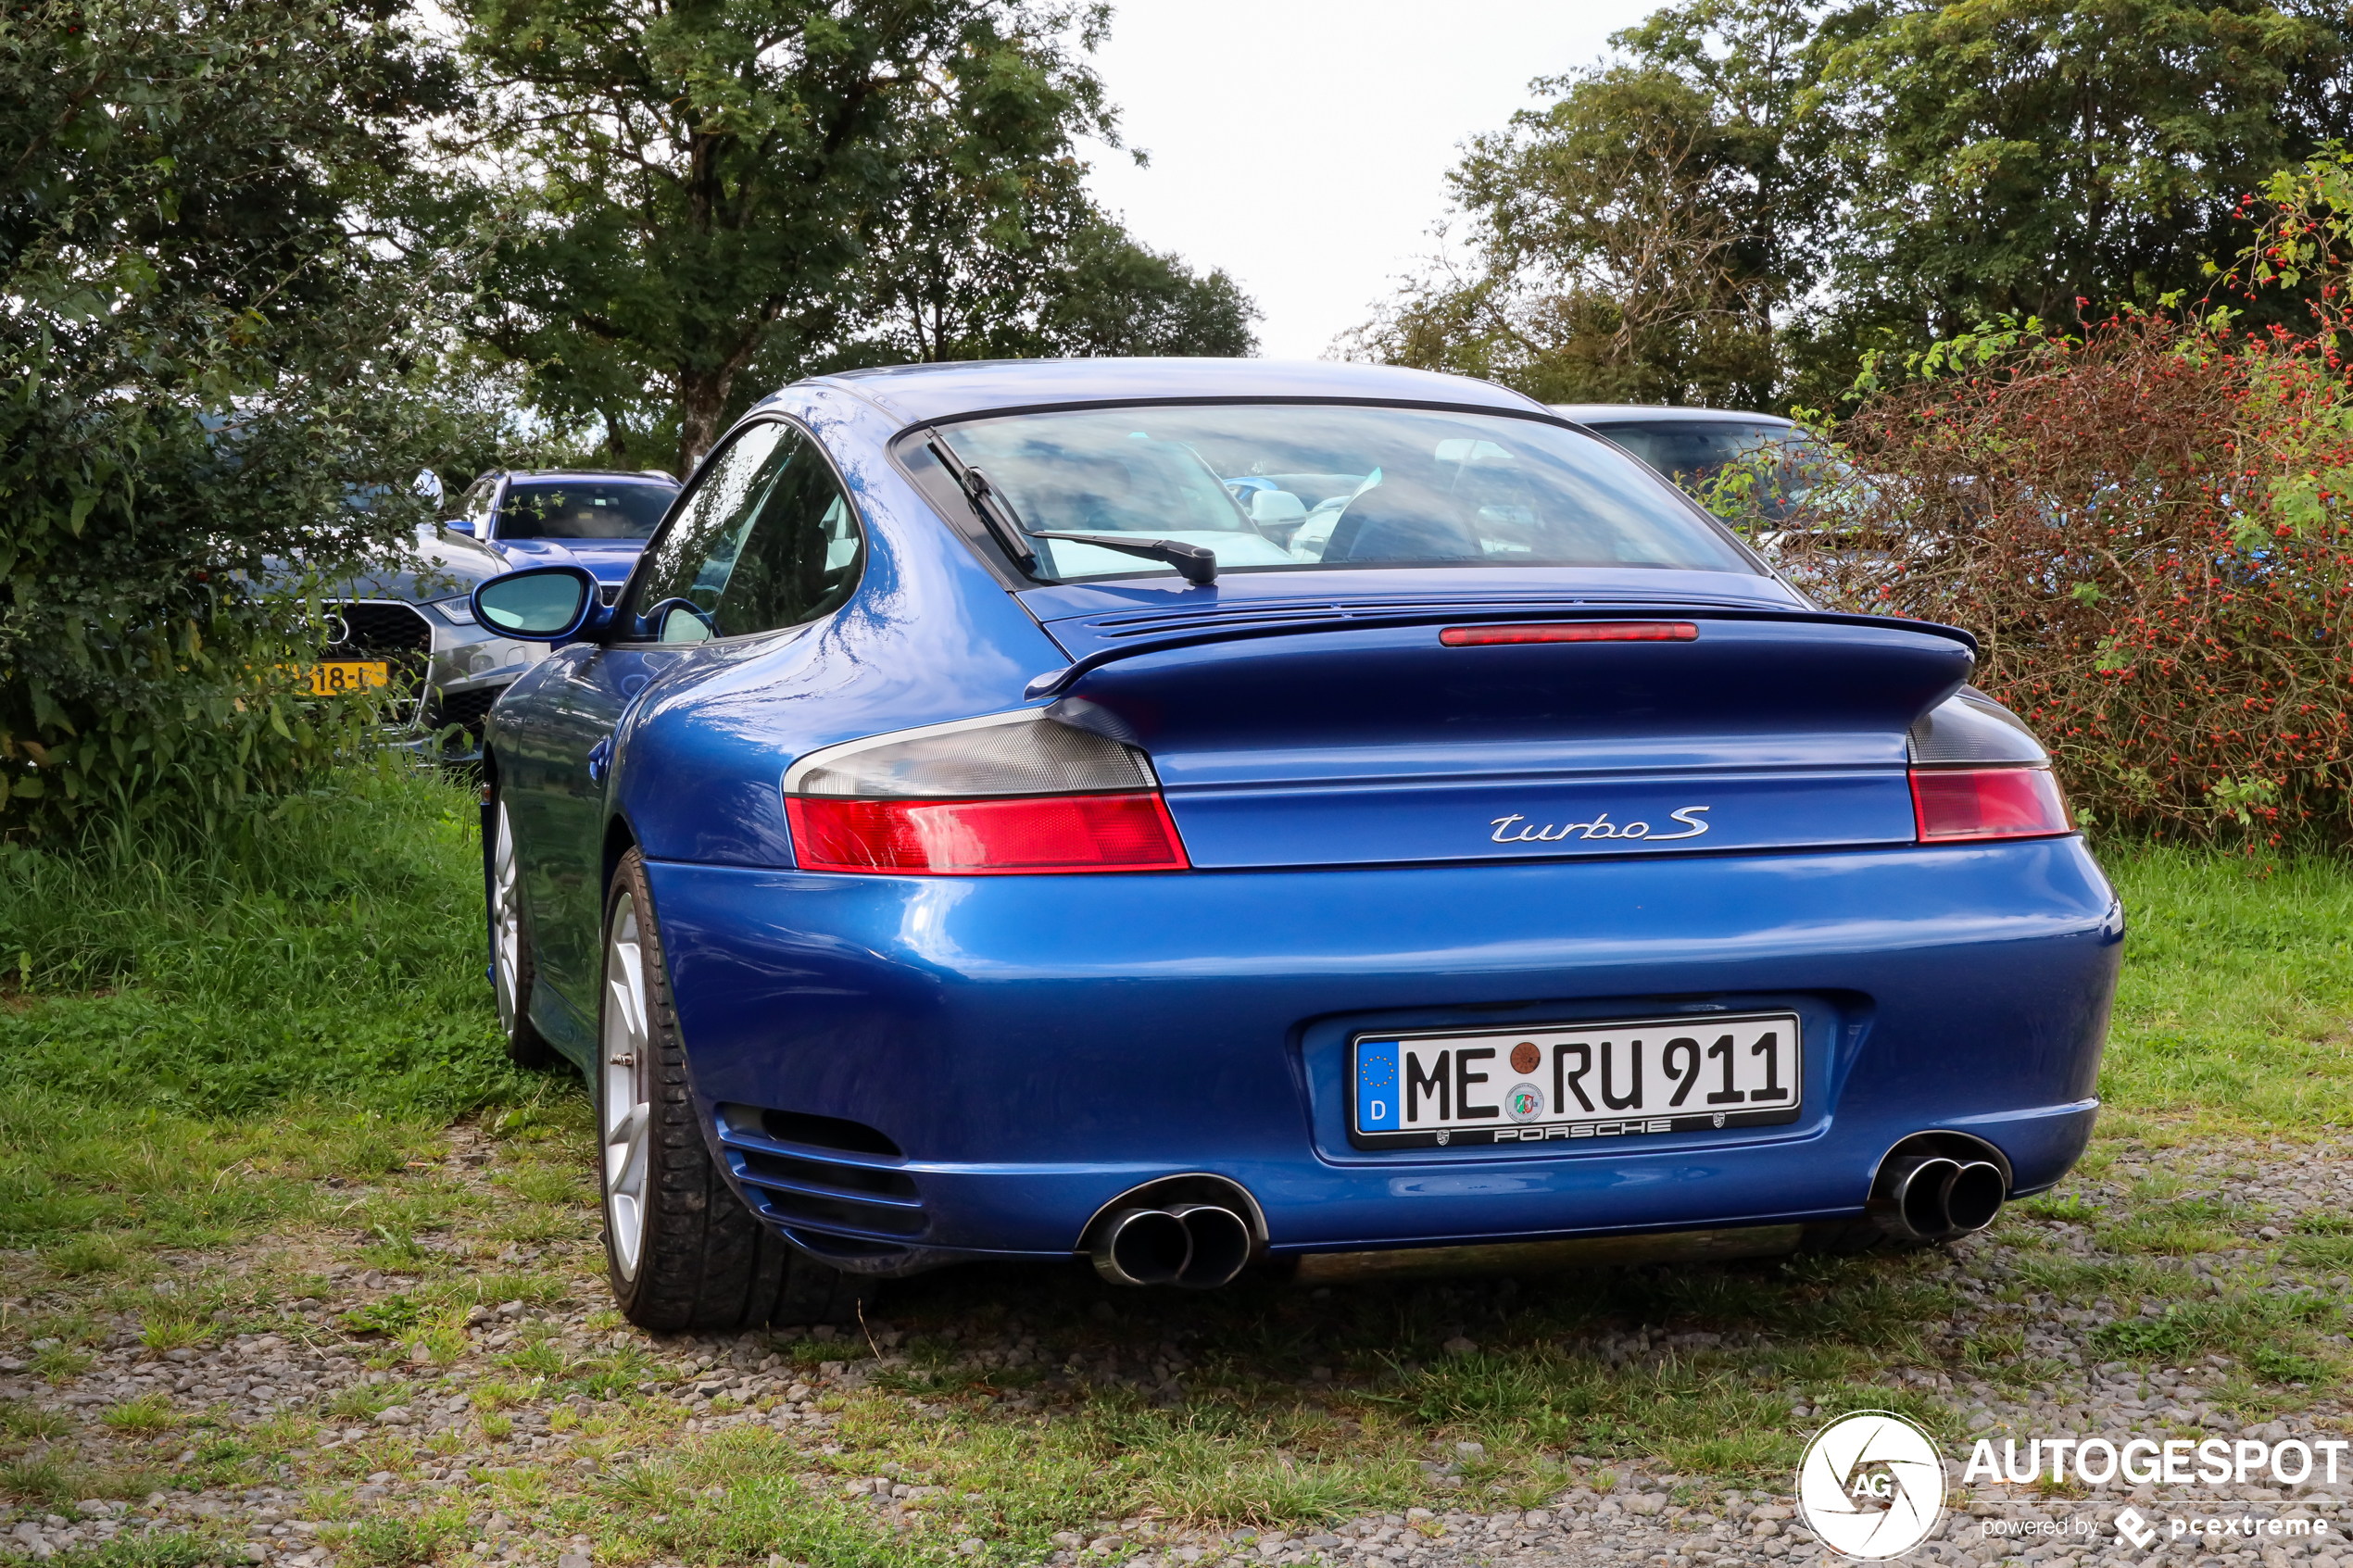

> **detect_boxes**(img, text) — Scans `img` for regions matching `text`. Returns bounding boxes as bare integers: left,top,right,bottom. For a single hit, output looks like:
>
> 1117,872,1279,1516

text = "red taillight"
1440,621,1698,646
786,793,1189,874
1911,766,2071,842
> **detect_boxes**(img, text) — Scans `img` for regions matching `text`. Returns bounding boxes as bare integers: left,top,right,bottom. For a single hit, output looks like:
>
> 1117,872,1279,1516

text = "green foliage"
96,1393,178,1435
2092,1293,2340,1365
1358,0,2353,404
0,767,532,1248
1347,46,1794,405
44,1538,231,1568
1756,210,2353,841
342,1295,427,1336
1811,0,2351,358
0,0,468,843
459,0,1255,471
335,1510,465,1568
2098,846,2353,1124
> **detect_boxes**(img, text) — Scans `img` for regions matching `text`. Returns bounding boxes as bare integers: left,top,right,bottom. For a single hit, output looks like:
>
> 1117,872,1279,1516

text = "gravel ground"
3,1122,2349,1568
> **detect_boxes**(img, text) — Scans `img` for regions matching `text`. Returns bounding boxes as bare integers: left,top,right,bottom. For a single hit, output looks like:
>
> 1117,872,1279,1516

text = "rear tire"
597,848,865,1330
491,795,560,1071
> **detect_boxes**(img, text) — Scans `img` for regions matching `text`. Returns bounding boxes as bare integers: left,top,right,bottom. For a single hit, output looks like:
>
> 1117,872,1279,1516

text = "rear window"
1586,420,1801,484
497,481,674,540
925,405,1757,581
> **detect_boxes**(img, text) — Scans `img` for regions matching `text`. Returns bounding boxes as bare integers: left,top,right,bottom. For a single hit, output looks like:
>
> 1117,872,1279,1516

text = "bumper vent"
713,1104,926,1246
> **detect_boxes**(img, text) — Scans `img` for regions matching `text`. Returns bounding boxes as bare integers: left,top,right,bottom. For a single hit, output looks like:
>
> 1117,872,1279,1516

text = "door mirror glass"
651,600,716,644
472,566,597,639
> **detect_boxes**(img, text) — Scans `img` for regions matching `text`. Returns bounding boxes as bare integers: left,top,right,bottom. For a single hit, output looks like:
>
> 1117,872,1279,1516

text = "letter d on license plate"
1349,1011,1802,1149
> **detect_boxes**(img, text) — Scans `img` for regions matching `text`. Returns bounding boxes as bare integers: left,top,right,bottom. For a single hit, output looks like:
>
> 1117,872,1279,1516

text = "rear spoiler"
1024,605,1977,700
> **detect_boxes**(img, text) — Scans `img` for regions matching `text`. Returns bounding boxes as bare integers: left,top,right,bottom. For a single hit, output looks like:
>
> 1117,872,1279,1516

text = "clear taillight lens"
781,710,1189,874
1911,766,2071,842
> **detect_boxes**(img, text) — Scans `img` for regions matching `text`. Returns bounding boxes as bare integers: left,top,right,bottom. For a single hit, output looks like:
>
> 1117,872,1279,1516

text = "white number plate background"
1350,1012,1803,1149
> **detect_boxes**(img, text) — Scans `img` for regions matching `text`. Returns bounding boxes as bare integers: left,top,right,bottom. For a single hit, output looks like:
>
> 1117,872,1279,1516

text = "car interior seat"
1321,471,1482,562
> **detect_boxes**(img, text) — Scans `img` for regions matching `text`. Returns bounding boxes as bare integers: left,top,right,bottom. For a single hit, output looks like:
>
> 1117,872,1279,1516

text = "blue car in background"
469,360,2121,1330
450,468,679,603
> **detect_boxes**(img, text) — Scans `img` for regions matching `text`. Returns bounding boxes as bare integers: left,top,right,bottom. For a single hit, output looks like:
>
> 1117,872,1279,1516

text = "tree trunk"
678,368,733,475
601,411,635,470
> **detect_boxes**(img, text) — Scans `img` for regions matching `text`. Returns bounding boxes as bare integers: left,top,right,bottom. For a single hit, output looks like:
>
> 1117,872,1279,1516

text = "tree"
460,0,1243,473
1345,0,1820,408
848,171,1258,364
1,0,462,839
1357,0,2353,408
1607,0,1835,330
1808,0,2353,360
805,44,1256,367
1346,66,1778,406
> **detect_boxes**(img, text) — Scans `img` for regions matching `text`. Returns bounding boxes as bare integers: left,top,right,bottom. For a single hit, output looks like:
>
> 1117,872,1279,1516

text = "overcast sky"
1080,0,1662,361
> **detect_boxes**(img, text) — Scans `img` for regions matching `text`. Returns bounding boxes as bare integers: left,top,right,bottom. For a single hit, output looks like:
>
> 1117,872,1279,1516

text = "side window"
462,480,497,535
630,421,864,644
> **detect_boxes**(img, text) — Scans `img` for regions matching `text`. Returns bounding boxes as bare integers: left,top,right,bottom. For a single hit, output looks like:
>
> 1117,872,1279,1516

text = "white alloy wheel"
595,847,862,1330
492,801,524,1033
600,893,655,1281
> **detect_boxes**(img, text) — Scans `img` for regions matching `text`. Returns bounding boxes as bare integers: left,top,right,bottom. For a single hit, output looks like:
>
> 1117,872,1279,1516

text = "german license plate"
307,660,389,696
1351,1011,1802,1148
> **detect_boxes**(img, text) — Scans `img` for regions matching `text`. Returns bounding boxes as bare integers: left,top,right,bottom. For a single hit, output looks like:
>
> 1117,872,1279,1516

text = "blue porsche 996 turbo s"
469,359,2122,1331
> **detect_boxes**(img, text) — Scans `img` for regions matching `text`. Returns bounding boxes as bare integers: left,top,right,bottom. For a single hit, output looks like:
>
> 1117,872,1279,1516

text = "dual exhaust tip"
1876,1152,2006,1243
1092,1203,1253,1289
1089,1148,1999,1284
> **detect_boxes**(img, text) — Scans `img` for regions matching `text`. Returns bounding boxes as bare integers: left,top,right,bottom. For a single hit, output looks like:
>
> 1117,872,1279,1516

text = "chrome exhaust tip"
1944,1160,2007,1234
1888,1156,1960,1241
1169,1204,1252,1289
1871,1146,2009,1242
1091,1207,1190,1286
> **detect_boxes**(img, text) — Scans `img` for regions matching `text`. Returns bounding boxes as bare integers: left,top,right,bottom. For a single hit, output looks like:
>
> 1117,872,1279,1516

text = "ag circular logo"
1795,1410,1947,1560
1504,1082,1545,1122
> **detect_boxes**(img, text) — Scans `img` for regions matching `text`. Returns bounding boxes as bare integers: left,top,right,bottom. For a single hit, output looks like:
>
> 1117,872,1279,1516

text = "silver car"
310,524,549,759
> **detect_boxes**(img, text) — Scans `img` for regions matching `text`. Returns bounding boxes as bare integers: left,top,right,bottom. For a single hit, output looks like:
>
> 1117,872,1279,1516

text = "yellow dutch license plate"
308,660,390,696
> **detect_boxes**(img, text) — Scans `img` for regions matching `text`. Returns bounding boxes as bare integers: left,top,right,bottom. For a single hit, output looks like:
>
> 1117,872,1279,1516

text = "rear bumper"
642,838,2120,1270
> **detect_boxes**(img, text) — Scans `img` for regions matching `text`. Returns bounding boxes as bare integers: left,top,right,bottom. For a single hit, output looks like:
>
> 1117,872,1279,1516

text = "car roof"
799,358,1550,426
499,469,678,484
1550,404,1793,427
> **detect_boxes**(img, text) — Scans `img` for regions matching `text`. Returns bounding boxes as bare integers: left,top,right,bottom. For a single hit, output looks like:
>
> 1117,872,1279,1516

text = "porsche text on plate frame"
1352,1012,1803,1149
468,358,2122,1330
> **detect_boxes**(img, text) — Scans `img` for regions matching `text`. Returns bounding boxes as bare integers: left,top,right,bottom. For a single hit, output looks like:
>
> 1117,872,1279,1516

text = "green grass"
35,1537,227,1568
2097,844,2353,1129
333,1507,469,1568
0,765,536,1251
4,783,2353,1553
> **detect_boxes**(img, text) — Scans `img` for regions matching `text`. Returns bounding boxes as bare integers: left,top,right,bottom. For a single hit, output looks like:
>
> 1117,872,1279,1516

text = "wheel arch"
602,811,641,908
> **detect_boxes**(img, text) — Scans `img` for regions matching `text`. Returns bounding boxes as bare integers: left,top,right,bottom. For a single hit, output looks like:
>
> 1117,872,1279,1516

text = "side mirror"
471,565,610,643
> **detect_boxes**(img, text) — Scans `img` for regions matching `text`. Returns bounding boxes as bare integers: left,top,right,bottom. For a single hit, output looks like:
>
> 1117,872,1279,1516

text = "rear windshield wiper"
924,431,1042,575
1027,532,1218,586
923,430,1217,586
